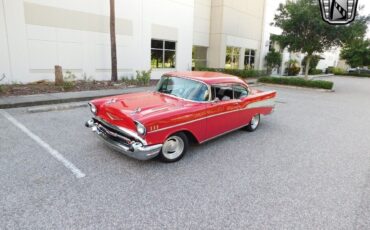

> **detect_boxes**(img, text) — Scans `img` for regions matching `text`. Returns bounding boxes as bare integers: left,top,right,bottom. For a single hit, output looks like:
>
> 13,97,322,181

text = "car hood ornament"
106,98,118,104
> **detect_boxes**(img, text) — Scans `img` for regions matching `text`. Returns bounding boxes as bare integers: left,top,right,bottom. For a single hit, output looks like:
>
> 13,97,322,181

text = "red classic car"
85,71,276,162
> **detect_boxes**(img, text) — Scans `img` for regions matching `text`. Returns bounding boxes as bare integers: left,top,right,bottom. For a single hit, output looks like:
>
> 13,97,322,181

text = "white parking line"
0,110,86,179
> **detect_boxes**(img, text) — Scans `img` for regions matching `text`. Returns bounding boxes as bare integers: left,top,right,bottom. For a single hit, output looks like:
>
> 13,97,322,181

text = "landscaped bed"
0,80,156,97
258,77,334,90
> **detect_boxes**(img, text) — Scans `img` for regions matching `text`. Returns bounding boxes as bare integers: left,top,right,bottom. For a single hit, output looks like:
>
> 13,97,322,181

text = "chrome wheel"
250,114,260,130
246,114,260,132
161,136,185,160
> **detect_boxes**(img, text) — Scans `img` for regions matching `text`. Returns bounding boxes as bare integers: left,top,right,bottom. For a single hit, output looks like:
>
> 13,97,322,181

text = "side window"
211,85,234,101
187,84,210,102
233,85,249,99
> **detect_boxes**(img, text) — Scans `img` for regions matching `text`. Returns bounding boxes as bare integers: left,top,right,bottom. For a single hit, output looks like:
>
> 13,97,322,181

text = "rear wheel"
245,114,260,132
158,132,188,163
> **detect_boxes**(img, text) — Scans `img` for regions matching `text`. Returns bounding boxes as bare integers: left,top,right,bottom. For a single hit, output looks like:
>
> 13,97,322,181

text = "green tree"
110,0,118,82
265,49,282,74
272,0,368,79
340,39,370,68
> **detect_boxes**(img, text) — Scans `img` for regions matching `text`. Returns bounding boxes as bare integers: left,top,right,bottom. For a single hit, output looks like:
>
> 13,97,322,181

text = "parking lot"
1,76,370,229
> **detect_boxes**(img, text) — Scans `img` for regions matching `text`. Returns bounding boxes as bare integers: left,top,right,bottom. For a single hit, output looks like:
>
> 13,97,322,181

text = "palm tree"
110,0,118,82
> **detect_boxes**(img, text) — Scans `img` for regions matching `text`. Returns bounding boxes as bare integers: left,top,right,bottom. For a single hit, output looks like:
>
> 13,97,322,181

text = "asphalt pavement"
0,76,369,229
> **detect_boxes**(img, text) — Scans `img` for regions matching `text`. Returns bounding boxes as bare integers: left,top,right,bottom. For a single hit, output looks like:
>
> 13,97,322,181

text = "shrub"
309,69,323,75
285,59,301,76
265,49,282,74
285,66,301,76
258,77,334,90
62,71,76,91
136,69,152,86
121,76,137,85
195,67,268,79
332,67,346,75
82,73,95,82
121,69,152,86
0,74,6,93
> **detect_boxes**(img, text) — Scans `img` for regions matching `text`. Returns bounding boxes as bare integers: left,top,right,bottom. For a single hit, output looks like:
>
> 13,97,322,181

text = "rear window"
211,85,234,101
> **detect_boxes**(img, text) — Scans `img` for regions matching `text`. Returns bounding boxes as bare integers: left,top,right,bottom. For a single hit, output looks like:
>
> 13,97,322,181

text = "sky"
266,0,370,38
361,4,370,38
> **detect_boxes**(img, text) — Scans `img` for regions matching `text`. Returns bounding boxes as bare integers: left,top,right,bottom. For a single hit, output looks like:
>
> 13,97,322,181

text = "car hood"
97,91,185,125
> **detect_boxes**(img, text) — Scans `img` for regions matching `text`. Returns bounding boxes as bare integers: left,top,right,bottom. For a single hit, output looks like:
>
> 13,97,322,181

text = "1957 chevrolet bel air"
85,71,276,162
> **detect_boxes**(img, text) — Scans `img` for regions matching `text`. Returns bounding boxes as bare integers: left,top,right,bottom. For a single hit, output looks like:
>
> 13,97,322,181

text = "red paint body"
90,72,276,145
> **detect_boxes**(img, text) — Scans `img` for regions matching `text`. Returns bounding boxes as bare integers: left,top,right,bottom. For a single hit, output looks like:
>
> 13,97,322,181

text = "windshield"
156,76,210,102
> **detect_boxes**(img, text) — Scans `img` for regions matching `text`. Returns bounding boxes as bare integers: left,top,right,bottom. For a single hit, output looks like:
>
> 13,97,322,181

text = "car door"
233,84,254,127
204,84,241,140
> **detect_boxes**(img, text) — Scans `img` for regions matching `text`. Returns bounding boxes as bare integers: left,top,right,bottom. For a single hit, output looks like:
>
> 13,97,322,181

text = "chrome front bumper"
85,119,162,160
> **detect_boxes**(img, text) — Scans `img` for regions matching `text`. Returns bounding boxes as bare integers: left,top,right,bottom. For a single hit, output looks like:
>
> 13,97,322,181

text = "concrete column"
258,0,269,70
239,48,245,70
208,1,226,68
255,50,261,70
208,34,226,68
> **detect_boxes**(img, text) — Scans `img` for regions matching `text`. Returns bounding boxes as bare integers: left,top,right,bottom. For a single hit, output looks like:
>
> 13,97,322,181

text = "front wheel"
245,114,260,132
158,132,188,163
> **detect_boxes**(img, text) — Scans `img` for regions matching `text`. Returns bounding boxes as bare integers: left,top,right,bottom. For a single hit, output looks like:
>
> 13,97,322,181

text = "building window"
151,39,176,69
245,49,256,69
225,47,240,69
192,46,207,69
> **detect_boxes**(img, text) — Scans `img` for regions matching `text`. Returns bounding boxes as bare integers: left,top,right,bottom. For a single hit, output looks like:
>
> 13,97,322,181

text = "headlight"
89,103,97,115
135,121,146,135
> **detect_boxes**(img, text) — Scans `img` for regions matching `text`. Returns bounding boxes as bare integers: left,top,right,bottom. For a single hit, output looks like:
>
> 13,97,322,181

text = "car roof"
165,71,247,85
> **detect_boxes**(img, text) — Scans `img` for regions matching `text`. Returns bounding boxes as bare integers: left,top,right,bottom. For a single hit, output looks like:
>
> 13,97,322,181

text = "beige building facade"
207,0,267,70
0,0,267,83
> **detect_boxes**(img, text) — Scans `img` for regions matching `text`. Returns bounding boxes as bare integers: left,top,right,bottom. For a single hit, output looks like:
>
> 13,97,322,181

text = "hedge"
195,67,268,79
309,69,324,75
258,77,334,90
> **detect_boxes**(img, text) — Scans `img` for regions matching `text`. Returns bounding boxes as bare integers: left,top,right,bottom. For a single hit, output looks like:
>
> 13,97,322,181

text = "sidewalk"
0,86,155,109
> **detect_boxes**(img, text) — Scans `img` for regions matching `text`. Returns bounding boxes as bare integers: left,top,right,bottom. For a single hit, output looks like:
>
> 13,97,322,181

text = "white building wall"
0,0,11,82
317,48,340,70
0,0,195,83
0,0,274,83
2,0,29,83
